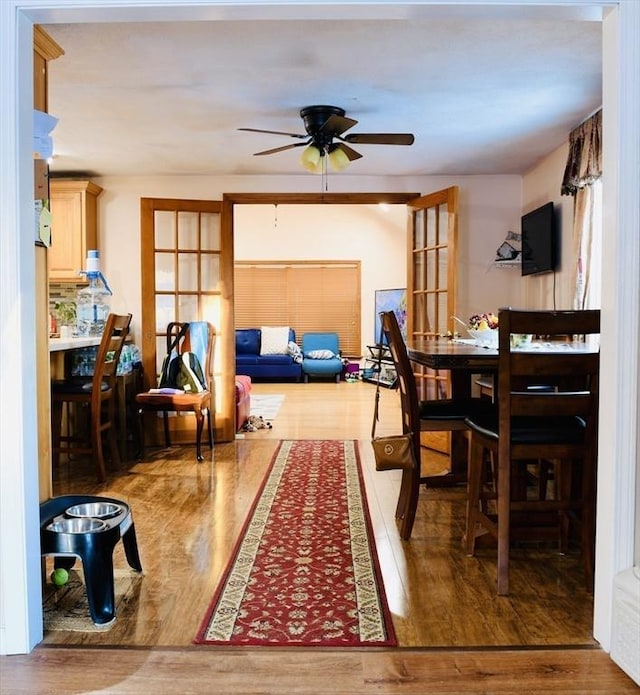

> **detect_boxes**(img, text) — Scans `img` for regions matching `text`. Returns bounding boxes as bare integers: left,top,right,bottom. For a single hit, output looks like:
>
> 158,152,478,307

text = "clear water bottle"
76,250,112,336
76,275,111,336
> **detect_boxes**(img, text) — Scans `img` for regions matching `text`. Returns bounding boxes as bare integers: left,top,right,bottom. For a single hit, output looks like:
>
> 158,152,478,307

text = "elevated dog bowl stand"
40,494,142,626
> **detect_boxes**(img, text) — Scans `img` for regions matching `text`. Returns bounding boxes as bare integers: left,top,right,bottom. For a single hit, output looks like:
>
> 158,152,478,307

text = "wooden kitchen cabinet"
49,179,103,282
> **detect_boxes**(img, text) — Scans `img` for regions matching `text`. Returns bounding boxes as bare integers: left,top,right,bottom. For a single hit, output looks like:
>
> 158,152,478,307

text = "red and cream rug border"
194,440,396,647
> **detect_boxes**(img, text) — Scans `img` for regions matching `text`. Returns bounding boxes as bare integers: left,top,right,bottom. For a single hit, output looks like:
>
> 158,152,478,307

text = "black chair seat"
465,410,585,445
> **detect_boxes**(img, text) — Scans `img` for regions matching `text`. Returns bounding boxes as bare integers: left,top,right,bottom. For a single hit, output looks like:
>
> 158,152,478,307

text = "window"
235,261,361,356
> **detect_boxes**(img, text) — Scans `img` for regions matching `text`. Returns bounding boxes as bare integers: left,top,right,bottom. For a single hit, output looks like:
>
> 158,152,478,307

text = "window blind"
235,261,361,356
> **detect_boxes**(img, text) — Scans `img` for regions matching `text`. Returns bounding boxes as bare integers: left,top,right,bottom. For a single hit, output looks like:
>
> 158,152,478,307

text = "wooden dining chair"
51,312,132,482
379,310,490,540
136,321,216,462
464,309,600,595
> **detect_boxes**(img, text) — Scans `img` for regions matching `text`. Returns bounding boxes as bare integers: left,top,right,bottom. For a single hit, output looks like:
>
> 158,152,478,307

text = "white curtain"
572,179,602,310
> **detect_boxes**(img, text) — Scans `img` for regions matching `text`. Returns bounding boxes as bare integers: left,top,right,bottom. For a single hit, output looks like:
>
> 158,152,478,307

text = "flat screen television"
521,202,557,276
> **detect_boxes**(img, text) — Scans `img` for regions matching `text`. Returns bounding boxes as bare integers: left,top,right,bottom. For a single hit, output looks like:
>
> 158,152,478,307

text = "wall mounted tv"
521,202,557,276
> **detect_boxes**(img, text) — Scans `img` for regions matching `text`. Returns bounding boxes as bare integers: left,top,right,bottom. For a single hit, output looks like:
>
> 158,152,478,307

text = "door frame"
223,191,420,438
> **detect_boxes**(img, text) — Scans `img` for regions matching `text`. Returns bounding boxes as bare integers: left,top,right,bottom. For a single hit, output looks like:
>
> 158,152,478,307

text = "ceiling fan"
239,105,414,172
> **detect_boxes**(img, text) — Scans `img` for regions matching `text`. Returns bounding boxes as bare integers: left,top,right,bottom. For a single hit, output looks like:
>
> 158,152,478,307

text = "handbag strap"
371,316,385,439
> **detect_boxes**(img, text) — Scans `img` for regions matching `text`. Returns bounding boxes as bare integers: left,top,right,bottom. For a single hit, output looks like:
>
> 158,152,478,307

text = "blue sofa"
235,328,302,381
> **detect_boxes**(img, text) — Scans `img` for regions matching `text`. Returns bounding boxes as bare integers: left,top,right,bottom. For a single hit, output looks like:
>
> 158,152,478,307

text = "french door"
140,197,234,443
407,186,459,453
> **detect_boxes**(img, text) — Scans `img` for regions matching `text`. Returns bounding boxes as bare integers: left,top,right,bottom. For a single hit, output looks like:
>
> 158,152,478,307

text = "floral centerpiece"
468,312,498,331
468,312,498,347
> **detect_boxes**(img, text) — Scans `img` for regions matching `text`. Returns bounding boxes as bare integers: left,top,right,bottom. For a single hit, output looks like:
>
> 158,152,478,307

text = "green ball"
51,568,69,587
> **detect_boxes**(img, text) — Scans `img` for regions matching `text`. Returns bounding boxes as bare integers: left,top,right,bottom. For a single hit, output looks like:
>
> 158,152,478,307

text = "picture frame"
374,288,407,345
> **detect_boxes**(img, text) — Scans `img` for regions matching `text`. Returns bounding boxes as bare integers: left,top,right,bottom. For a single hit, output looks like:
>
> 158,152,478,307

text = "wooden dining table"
406,338,498,481
407,338,498,393
405,337,599,480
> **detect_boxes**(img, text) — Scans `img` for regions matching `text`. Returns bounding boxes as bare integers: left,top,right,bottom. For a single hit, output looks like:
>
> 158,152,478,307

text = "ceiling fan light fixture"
328,146,350,171
300,144,322,172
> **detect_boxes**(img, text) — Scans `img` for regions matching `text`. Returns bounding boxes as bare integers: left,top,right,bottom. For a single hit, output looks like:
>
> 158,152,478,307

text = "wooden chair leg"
465,438,484,555
91,406,107,483
136,408,145,460
194,408,204,462
106,399,121,469
395,467,411,521
581,456,596,590
206,407,213,448
556,460,572,555
398,475,420,541
496,446,511,596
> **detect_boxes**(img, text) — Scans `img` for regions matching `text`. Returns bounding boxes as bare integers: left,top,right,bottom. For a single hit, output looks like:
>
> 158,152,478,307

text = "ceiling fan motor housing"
300,105,346,135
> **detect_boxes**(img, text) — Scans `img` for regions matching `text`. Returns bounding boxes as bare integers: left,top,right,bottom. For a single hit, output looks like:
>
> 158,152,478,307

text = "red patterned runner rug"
194,440,396,647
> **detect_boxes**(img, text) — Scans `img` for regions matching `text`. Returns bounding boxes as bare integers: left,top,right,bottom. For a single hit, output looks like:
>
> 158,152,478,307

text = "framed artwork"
374,288,407,345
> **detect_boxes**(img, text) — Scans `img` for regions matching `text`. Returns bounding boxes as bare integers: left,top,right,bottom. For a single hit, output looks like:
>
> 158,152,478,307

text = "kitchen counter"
49,336,102,352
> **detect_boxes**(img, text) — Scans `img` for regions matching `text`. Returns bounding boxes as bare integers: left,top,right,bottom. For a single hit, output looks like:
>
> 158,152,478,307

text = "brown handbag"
370,324,417,472
371,431,416,472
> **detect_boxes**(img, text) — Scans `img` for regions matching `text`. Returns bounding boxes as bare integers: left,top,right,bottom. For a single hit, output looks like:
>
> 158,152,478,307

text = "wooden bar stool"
51,313,132,482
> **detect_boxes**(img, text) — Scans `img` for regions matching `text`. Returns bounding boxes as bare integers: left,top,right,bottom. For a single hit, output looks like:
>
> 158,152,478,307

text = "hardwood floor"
2,381,635,693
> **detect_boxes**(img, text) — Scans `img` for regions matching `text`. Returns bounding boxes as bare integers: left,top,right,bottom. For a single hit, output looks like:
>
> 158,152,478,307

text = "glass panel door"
407,187,459,447
140,198,233,442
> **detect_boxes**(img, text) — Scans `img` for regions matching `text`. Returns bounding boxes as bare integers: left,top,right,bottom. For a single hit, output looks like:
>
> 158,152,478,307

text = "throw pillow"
306,349,335,359
260,326,290,355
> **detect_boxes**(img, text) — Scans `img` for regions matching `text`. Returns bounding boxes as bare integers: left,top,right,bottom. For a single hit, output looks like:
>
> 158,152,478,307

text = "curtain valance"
561,109,602,196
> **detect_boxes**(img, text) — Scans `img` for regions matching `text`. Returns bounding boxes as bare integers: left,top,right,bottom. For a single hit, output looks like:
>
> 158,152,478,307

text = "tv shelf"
362,344,397,388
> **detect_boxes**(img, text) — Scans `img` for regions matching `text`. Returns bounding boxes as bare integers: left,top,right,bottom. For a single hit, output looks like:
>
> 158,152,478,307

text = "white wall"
455,176,524,316
93,173,524,351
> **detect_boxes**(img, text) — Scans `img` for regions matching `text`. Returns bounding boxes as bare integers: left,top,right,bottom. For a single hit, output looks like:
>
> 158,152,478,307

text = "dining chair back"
136,321,216,461
464,308,600,595
379,310,489,539
51,312,132,482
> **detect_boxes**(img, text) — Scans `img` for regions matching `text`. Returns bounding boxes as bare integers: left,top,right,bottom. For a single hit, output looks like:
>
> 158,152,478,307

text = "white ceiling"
43,10,602,178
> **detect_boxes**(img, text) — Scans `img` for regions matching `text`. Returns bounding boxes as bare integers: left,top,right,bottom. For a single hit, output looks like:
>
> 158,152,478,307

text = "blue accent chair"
301,332,343,383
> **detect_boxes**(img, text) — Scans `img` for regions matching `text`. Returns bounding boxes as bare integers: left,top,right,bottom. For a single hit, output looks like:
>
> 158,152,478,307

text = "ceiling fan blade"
344,133,415,145
253,142,309,156
320,114,358,137
239,127,308,140
334,143,362,161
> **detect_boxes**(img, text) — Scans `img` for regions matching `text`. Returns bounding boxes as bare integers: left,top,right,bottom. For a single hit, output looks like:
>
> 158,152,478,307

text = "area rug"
43,568,143,632
194,440,396,647
250,393,285,420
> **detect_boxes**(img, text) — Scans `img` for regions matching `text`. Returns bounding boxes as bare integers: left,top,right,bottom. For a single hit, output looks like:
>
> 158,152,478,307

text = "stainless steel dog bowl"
47,517,108,533
66,502,123,519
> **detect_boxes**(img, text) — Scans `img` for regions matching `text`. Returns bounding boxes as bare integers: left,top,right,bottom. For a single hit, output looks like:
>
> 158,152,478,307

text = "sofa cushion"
255,354,294,366
306,349,336,359
236,329,260,355
260,326,290,355
236,354,259,365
